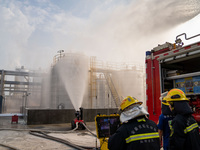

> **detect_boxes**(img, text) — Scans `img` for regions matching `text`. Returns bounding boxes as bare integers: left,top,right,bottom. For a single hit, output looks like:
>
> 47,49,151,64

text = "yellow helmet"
120,96,143,111
163,88,189,102
160,91,169,105
162,100,169,106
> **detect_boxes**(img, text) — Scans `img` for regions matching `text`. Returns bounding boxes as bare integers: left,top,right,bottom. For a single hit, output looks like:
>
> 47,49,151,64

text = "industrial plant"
0,51,145,121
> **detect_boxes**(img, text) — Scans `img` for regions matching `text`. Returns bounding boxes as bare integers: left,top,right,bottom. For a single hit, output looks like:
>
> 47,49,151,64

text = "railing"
93,59,144,71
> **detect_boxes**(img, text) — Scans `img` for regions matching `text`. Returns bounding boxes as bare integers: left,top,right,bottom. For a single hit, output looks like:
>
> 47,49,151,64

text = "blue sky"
0,0,200,70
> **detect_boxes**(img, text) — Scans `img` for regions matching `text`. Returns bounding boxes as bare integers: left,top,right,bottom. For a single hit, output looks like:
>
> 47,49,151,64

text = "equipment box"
95,114,120,139
11,115,18,124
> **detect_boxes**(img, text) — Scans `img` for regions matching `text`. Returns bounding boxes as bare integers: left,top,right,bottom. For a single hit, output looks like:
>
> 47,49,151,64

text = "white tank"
52,53,89,110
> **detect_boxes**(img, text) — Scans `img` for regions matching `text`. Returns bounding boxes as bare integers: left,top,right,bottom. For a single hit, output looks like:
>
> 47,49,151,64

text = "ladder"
103,72,121,107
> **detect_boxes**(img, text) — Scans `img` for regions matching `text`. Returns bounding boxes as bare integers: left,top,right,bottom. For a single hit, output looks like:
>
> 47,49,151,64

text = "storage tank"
51,52,89,110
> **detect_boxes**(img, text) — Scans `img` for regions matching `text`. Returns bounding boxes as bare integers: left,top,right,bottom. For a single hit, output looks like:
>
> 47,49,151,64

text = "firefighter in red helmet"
108,96,160,150
164,88,200,150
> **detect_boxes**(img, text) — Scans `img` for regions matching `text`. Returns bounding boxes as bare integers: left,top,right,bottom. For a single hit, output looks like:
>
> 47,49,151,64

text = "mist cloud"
0,0,199,70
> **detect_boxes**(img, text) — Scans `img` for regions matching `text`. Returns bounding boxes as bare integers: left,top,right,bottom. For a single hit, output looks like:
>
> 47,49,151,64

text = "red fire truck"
146,33,200,123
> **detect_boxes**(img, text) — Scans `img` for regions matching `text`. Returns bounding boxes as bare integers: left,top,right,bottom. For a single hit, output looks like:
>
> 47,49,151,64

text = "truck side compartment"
146,33,200,124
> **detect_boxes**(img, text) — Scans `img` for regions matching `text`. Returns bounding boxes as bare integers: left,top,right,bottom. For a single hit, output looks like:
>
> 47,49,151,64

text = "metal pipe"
166,71,200,80
151,53,155,114
79,107,83,120
176,33,200,41
0,70,4,96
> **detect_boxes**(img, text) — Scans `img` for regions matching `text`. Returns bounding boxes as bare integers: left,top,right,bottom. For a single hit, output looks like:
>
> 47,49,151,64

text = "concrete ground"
0,116,163,150
0,116,100,150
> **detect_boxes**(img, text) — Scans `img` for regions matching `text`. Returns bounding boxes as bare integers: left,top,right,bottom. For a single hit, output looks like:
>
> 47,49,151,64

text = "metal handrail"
103,72,121,107
176,33,200,41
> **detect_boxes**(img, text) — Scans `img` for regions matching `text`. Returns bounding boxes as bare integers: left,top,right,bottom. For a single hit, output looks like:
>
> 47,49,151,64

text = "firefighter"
157,92,174,150
108,96,160,150
75,110,80,120
164,88,200,150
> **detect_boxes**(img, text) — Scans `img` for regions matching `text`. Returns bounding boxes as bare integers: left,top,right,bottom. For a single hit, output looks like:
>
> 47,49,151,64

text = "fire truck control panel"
95,114,120,150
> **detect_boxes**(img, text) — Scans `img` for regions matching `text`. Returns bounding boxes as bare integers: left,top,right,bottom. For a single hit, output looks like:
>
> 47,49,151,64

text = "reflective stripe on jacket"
126,132,159,143
108,116,160,150
184,123,198,134
169,114,200,150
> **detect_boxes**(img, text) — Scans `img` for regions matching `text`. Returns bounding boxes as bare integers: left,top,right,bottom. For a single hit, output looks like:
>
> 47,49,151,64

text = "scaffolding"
0,67,43,115
89,57,145,108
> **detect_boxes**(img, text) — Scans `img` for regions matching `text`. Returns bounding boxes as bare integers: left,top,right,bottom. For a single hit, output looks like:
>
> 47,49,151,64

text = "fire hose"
0,122,98,150
0,143,20,150
29,122,96,150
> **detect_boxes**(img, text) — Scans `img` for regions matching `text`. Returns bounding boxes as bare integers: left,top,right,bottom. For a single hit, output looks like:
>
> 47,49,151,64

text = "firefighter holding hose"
108,96,160,150
164,88,200,150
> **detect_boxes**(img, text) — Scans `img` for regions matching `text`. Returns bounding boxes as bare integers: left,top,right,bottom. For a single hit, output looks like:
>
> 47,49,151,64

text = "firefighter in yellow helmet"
164,88,200,150
157,92,174,150
108,96,160,150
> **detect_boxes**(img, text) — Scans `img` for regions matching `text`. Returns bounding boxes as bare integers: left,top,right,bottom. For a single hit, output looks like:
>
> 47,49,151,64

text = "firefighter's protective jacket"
169,114,200,150
108,116,160,150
